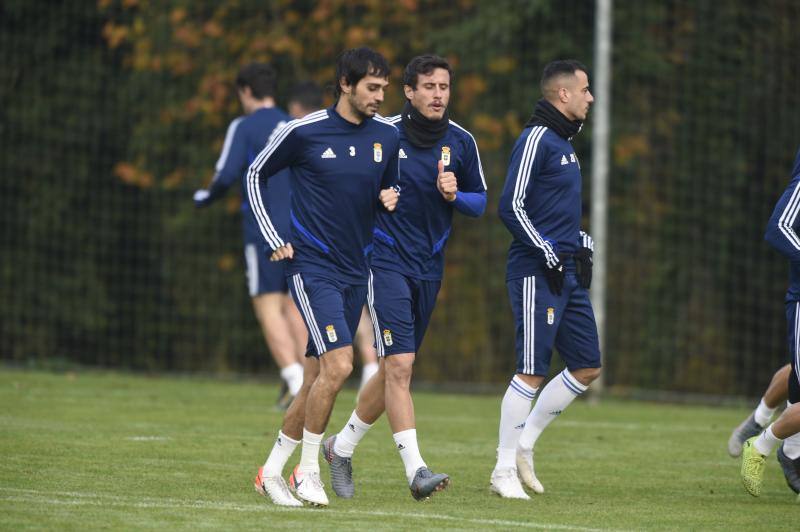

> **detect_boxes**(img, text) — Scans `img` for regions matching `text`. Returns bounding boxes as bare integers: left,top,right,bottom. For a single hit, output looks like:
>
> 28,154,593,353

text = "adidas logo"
397,443,406,450
560,154,568,165
399,148,408,159
348,423,356,432
321,147,336,159
549,409,563,416
277,437,283,446
514,423,525,430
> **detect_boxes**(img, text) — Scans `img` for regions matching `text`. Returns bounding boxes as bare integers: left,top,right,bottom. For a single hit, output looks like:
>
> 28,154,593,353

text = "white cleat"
289,464,329,507
253,466,302,507
490,467,530,500
516,449,545,494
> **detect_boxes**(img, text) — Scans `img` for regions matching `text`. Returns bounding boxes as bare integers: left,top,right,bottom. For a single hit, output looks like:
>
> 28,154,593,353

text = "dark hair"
235,63,277,99
540,59,589,94
334,47,390,98
288,81,324,110
403,54,452,89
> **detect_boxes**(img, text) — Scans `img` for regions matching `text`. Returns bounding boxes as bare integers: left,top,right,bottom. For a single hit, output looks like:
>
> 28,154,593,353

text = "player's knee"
571,366,601,385
385,353,414,385
320,352,353,383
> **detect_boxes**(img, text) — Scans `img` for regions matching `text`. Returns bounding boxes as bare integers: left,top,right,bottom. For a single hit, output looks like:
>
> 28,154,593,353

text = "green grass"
1,369,797,530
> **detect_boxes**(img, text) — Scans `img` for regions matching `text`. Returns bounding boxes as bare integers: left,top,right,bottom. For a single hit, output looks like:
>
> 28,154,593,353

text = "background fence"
2,0,799,397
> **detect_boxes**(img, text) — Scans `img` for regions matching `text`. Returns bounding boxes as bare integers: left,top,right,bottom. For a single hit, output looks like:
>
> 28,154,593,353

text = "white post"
591,0,613,392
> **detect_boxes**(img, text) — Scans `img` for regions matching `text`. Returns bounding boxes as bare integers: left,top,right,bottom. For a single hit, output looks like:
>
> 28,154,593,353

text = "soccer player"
249,47,400,507
728,364,790,457
324,54,487,500
287,81,379,393
740,147,800,497
491,60,599,499
193,63,307,407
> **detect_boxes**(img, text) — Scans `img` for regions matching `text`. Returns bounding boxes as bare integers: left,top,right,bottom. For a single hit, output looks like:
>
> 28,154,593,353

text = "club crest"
383,329,393,346
373,142,382,162
326,324,337,343
547,307,555,325
441,146,451,166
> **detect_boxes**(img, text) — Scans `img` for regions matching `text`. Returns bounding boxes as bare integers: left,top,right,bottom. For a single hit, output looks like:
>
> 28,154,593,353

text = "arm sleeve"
451,130,488,217
452,191,487,218
204,117,248,203
765,167,800,261
245,124,300,251
497,127,559,268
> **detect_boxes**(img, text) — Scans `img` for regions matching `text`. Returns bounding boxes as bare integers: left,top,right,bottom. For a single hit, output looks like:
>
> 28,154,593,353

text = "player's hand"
270,243,294,262
544,260,565,296
193,189,211,207
575,231,594,289
380,187,400,212
436,160,457,202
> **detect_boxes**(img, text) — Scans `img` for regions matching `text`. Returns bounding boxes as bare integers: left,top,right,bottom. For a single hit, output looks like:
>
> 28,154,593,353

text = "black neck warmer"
524,99,582,140
401,101,449,148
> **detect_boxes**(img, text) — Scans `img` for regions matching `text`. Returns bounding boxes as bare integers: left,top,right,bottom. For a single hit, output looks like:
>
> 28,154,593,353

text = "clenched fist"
380,187,400,212
436,159,457,202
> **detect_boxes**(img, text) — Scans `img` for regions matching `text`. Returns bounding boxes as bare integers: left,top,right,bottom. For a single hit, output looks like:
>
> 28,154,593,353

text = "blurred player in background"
288,80,380,394
740,148,800,497
194,63,306,408
492,60,599,499
249,47,400,507
324,54,487,501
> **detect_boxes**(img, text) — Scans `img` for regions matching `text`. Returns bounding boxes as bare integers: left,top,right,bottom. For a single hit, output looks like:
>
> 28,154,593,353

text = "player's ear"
403,84,415,100
339,77,351,95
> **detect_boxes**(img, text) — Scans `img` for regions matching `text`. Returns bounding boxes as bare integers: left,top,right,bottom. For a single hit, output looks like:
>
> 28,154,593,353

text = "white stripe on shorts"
523,276,536,374
795,302,800,387
291,274,326,355
245,244,258,297
367,270,385,357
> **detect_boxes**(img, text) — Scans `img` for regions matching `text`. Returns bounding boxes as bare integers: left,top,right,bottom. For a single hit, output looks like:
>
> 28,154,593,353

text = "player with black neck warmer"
325,54,487,502
493,59,601,500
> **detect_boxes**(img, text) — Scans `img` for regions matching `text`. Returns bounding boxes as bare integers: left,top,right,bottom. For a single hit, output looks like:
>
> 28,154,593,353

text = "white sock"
783,431,800,460
299,429,323,474
754,398,776,427
360,362,379,391
280,363,304,396
518,369,587,452
753,425,781,456
495,375,537,471
263,431,300,476
393,429,426,484
334,411,373,458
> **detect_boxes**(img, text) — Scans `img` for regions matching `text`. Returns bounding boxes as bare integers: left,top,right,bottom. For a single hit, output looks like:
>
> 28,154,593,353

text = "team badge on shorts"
441,146,451,166
547,307,555,325
373,142,382,162
325,324,338,343
382,329,393,346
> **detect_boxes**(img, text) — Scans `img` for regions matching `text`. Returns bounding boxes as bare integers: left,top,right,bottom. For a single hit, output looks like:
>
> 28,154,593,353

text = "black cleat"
776,443,800,494
409,467,449,501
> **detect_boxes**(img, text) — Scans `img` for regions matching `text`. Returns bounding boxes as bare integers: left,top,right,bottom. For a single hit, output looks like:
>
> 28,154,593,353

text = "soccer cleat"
409,466,449,501
322,435,354,498
289,464,329,507
741,437,767,497
776,443,800,494
253,466,302,507
490,467,530,500
276,382,293,411
728,413,762,457
516,449,544,494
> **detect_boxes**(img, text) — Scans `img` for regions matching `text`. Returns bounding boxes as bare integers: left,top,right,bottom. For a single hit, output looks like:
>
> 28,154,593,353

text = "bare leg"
764,364,791,409
252,293,302,368
281,357,319,440
304,345,354,434
384,353,416,433
354,358,386,424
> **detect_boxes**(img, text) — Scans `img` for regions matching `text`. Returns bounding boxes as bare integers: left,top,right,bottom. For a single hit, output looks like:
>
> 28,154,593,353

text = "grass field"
1,369,797,530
